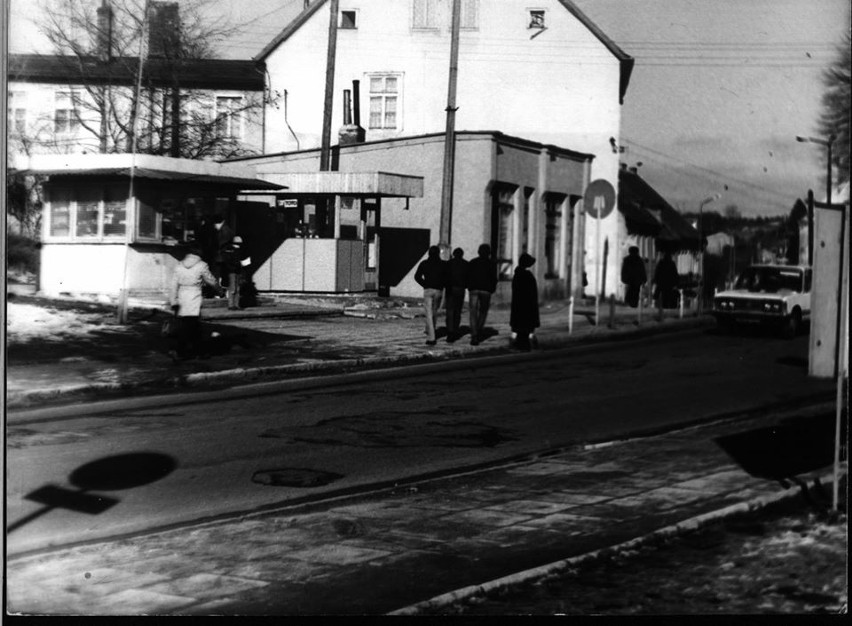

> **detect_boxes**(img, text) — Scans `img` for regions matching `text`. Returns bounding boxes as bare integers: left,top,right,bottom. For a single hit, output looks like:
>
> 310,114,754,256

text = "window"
215,96,243,140
412,0,437,29
368,74,400,129
544,194,565,278
529,9,545,29
103,186,128,237
460,0,479,29
491,186,516,281
7,91,27,133
54,90,81,134
75,189,100,238
50,190,71,237
340,9,357,29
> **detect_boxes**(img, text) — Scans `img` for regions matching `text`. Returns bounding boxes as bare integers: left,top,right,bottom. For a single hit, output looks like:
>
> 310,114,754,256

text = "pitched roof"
8,54,266,92
254,0,633,102
618,168,700,249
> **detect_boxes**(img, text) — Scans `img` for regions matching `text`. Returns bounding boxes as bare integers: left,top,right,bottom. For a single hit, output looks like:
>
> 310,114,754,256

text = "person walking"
168,245,224,360
510,252,540,351
467,243,498,346
620,245,647,308
653,251,680,316
444,247,469,343
414,245,446,346
221,236,250,310
212,214,235,287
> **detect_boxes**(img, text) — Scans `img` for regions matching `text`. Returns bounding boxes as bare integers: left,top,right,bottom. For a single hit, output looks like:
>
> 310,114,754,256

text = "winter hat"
232,236,243,244
519,252,536,268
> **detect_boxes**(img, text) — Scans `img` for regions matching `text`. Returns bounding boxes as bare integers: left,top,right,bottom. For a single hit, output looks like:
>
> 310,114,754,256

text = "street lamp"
697,193,721,312
796,135,836,209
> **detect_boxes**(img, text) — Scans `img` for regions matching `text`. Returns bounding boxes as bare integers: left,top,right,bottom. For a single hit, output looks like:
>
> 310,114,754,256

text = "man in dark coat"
414,245,446,346
466,243,498,346
444,247,469,343
510,253,540,351
620,246,647,308
653,252,680,310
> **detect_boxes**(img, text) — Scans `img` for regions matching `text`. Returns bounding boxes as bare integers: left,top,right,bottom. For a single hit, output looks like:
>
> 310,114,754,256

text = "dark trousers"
468,290,492,341
174,316,203,358
445,286,466,337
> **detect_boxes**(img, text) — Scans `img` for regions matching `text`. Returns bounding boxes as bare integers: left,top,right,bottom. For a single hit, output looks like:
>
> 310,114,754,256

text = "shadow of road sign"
715,412,843,482
8,452,177,534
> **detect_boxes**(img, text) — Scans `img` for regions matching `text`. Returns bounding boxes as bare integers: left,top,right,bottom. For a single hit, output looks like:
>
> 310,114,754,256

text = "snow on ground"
6,302,121,342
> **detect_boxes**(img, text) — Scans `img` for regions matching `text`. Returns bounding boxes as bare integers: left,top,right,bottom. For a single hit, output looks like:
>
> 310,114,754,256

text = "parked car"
712,264,812,338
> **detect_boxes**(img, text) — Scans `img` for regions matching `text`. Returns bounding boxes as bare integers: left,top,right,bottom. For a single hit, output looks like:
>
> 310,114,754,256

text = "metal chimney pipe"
343,89,352,125
352,80,361,127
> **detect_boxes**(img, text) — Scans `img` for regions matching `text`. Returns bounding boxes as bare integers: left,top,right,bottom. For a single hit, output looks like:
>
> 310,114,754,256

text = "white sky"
8,0,850,217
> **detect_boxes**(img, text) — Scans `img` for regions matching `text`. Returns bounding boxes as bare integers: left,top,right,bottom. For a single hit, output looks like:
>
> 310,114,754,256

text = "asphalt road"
6,328,833,556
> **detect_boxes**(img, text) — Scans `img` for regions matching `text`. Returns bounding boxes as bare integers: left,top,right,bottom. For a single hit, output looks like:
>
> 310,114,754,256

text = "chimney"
339,88,364,145
148,2,181,58
96,0,113,61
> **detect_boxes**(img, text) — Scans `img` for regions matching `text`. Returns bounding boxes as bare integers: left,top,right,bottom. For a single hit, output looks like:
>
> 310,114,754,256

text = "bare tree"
34,0,268,159
817,28,851,186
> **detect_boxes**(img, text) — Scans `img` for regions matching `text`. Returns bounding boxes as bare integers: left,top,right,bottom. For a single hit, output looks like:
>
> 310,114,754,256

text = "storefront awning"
12,154,285,191
254,171,424,198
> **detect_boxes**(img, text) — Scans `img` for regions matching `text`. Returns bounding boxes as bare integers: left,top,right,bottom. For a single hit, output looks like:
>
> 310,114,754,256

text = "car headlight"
764,302,784,313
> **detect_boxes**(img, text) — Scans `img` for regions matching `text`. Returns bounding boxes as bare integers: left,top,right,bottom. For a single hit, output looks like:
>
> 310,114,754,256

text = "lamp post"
796,135,835,209
697,193,721,313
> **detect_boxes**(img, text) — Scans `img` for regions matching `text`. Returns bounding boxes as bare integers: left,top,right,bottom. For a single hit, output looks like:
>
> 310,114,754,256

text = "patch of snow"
6,302,124,342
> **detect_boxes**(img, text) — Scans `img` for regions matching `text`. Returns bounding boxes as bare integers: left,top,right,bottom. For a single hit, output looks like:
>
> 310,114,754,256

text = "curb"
387,473,835,616
5,317,714,409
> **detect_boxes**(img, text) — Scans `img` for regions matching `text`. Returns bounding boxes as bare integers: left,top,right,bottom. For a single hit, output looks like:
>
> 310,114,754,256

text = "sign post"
583,179,616,327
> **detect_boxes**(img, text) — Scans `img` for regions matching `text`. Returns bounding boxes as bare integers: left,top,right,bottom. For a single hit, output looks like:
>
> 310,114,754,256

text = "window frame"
45,185,130,242
412,0,438,31
214,94,244,140
460,0,480,30
8,90,27,133
54,89,82,135
339,9,358,29
528,8,546,29
366,73,403,131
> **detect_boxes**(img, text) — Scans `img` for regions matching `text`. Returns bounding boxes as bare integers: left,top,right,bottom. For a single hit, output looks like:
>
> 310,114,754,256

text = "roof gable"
254,0,633,101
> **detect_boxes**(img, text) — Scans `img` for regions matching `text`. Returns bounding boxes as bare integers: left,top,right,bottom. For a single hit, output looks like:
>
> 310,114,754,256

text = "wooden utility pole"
439,0,461,252
320,0,339,172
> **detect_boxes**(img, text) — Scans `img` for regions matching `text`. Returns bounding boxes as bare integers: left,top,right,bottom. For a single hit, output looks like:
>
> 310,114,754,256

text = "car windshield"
735,267,803,293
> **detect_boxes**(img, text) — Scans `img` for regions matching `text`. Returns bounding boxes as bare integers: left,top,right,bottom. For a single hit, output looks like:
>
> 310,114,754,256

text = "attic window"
528,10,545,29
340,10,358,29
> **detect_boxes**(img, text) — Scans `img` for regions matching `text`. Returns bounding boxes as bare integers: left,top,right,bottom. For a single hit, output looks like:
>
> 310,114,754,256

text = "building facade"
256,0,633,296
234,130,592,301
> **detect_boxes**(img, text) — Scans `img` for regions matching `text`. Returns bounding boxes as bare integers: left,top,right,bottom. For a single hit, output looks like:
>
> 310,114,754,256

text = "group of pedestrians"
167,214,251,360
415,243,541,350
620,246,681,317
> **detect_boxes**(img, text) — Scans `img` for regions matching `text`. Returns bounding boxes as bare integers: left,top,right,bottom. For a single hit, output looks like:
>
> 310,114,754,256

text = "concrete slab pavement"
5,401,840,615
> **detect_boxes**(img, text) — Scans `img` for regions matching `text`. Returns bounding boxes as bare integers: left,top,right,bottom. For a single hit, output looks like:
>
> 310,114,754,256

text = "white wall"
262,0,627,294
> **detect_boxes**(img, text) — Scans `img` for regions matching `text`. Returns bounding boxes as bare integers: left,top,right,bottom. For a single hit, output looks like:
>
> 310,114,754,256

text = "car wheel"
783,309,802,339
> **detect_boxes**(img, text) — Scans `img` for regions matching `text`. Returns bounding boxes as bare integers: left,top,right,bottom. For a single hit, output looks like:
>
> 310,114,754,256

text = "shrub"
6,233,40,275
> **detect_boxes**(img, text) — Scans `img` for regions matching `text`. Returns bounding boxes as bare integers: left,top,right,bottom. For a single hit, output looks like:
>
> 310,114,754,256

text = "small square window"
529,10,545,29
340,10,357,29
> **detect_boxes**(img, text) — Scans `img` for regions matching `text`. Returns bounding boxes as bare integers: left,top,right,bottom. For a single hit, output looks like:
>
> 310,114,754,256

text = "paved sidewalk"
5,401,838,615
6,294,710,409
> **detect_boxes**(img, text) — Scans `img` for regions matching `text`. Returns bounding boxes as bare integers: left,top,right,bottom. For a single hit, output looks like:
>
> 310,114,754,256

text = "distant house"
253,0,634,298
6,2,266,161
617,164,700,298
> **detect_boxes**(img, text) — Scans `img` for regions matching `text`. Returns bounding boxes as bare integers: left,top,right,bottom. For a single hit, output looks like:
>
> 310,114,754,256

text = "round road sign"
584,179,616,219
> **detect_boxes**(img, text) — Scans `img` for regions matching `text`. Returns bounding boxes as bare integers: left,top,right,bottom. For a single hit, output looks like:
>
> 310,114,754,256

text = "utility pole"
439,0,461,255
320,0,339,172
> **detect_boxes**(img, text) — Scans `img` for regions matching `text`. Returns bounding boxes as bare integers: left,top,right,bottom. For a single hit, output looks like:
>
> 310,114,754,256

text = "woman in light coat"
168,246,223,359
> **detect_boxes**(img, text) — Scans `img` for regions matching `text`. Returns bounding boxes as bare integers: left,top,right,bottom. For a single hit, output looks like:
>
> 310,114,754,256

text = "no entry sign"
584,179,616,219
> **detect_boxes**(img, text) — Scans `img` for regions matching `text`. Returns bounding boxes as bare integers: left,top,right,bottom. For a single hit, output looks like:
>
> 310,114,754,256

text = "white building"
255,0,633,297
